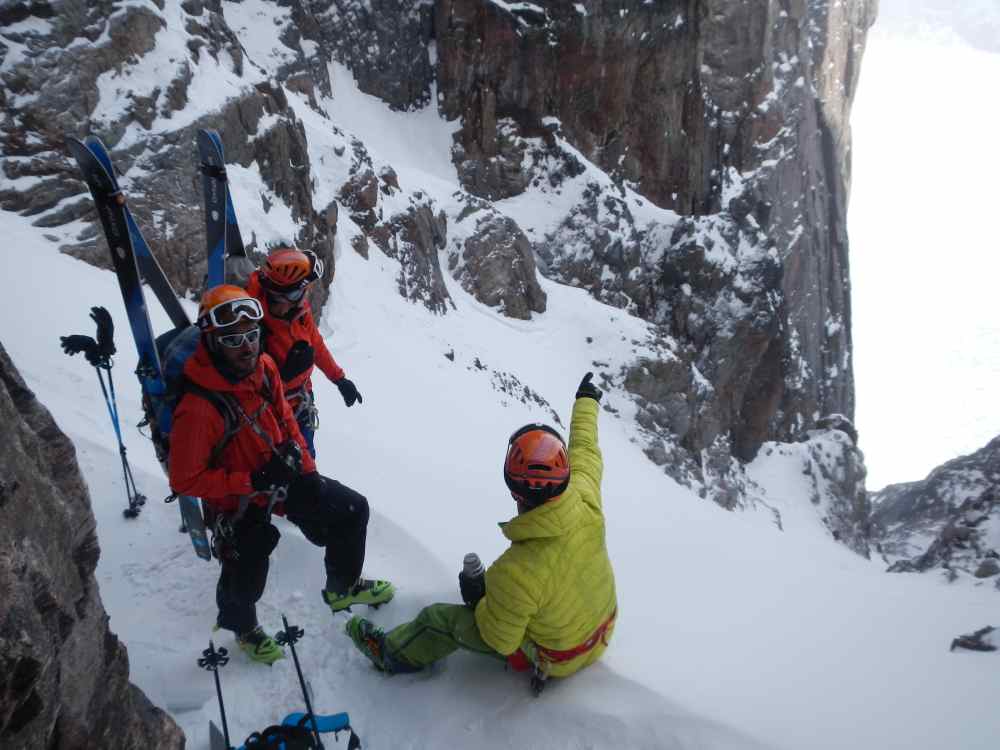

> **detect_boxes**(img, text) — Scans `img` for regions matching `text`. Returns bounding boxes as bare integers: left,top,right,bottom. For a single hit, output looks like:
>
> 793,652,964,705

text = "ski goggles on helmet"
197,296,264,331
267,286,307,303
216,328,261,349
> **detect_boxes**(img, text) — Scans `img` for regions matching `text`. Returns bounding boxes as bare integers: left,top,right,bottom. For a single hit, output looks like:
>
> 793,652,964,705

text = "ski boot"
236,626,286,665
322,577,395,614
344,616,389,671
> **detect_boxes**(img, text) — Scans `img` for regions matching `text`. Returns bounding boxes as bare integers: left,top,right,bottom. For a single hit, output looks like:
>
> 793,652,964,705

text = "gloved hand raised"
280,340,315,382
90,306,116,359
575,372,602,402
250,442,302,492
335,377,363,407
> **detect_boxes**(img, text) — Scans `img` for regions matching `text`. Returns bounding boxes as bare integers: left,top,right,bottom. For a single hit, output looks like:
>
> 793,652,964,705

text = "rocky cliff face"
1,0,874,514
873,435,1000,586
0,342,184,749
435,0,876,496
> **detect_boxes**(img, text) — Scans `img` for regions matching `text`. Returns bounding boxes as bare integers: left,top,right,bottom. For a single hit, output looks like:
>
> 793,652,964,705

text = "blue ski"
83,136,190,330
198,129,250,290
67,138,166,396
198,129,228,287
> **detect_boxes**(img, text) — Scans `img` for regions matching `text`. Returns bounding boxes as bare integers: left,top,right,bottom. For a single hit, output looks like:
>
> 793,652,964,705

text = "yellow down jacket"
474,397,617,678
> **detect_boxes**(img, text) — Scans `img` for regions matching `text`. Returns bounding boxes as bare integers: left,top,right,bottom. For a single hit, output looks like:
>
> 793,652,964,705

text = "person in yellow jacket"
344,373,617,691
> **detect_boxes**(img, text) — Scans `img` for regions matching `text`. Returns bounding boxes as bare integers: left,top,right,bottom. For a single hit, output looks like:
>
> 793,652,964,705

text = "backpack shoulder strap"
179,379,243,468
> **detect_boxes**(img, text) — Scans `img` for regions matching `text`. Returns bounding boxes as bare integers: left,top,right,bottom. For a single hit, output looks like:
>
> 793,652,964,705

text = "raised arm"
568,373,603,512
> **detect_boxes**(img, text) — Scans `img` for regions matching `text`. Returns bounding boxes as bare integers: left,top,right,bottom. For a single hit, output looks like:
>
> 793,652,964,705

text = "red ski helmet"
503,424,570,507
259,247,323,294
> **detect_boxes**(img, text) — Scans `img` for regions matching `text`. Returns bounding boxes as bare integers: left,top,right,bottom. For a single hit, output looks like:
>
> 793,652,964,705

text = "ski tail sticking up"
198,129,228,288
197,129,254,288
66,138,167,408
83,136,190,330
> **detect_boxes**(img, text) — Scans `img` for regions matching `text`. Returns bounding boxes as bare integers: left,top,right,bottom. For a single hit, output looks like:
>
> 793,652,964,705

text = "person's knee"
235,521,280,562
349,492,370,527
325,478,369,527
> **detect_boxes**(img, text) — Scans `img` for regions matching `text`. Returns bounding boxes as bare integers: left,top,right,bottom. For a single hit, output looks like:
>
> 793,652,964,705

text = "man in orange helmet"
169,285,394,664
343,374,617,690
246,247,360,457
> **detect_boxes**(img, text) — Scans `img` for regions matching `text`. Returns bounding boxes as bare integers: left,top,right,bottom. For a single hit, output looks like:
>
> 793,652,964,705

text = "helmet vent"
528,464,551,471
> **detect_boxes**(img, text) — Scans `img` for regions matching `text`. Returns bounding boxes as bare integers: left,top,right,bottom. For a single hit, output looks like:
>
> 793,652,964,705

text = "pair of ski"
66,131,246,560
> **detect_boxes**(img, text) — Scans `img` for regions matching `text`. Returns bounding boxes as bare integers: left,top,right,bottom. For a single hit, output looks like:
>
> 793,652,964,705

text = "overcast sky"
849,0,1000,489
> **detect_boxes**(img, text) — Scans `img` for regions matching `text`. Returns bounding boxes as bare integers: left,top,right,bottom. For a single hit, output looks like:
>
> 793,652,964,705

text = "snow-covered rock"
873,434,1000,584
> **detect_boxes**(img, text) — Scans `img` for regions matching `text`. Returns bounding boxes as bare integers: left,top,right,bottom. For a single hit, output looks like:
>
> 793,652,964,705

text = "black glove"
61,334,98,361
90,306,116,359
575,372,602,402
280,340,315,382
335,377,362,407
459,553,486,608
250,442,301,492
459,571,486,608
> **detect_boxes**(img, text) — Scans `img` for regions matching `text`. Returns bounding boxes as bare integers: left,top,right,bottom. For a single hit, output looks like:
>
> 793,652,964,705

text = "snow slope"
850,0,1000,490
1,9,999,750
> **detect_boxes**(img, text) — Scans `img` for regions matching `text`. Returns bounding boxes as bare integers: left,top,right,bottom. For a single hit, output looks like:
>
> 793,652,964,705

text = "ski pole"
95,364,146,517
277,614,324,750
198,640,232,750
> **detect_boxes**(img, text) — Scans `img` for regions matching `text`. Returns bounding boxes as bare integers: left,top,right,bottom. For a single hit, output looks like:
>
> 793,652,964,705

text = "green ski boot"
344,616,389,671
236,626,285,665
323,578,395,614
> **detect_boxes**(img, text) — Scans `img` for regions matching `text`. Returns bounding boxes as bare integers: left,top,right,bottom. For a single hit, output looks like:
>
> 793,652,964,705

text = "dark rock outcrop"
873,435,1000,582
296,0,436,110
0,342,184,749
369,194,453,314
447,198,546,319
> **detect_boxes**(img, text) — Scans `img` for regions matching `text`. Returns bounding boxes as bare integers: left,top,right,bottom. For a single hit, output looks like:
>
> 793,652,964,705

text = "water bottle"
459,552,486,607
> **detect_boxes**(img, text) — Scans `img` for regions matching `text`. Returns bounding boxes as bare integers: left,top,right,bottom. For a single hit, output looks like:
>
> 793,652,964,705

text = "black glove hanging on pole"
59,304,144,518
575,372,602,402
60,334,100,365
90,306,115,360
60,306,115,368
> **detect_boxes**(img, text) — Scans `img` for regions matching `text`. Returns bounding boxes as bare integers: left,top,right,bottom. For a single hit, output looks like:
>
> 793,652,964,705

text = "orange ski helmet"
197,285,263,331
503,424,570,507
259,247,323,293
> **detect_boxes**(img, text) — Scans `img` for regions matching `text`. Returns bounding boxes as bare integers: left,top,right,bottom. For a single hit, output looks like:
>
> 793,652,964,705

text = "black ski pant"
215,472,369,635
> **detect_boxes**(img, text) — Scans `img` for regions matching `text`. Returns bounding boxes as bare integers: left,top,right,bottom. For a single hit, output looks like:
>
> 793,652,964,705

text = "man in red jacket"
168,285,394,664
247,247,361,457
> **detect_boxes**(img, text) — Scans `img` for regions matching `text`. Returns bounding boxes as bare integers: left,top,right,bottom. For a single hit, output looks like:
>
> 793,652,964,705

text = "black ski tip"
123,507,141,519
84,134,110,153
